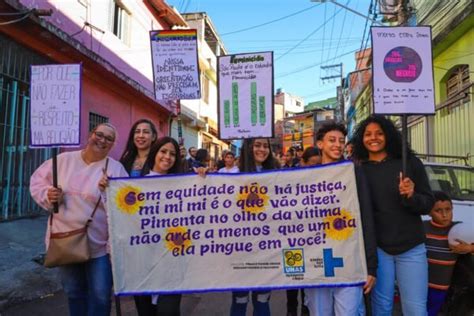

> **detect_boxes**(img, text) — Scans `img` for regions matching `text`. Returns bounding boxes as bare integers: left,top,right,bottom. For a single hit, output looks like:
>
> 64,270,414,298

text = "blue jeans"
58,254,113,316
372,244,428,316
230,291,271,316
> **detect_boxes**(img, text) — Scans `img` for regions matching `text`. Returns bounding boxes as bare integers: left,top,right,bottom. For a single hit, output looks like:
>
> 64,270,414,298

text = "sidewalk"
0,216,401,316
0,216,291,315
0,216,61,311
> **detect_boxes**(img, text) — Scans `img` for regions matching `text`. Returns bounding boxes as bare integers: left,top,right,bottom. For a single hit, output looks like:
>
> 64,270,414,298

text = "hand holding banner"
107,162,367,295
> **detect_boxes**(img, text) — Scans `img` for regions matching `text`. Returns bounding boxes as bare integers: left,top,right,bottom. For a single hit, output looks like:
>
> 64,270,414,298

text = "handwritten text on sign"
218,51,274,140
371,26,435,114
30,64,81,147
150,29,200,101
107,162,367,295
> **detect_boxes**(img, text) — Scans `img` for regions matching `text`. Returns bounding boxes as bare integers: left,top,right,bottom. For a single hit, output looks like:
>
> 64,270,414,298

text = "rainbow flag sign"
150,29,200,102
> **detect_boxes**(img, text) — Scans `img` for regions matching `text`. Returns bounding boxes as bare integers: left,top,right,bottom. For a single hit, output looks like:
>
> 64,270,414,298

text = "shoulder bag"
44,158,109,268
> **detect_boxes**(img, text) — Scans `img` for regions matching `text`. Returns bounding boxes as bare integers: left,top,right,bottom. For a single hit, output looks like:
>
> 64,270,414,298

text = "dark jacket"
355,165,378,277
361,156,435,255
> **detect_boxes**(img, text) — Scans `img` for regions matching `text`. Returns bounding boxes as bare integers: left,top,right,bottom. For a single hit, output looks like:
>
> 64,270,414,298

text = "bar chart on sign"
217,51,274,140
222,81,268,129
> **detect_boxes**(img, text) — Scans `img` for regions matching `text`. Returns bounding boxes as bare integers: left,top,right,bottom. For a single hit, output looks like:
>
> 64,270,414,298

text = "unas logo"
283,249,305,274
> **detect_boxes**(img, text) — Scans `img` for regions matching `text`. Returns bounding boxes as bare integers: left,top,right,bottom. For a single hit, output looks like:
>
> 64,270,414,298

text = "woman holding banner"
120,119,158,177
133,136,183,316
230,138,278,316
30,123,128,316
352,115,434,315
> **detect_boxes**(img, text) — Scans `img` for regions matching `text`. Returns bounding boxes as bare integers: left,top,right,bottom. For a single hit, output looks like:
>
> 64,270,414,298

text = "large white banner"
107,162,367,295
371,26,435,114
150,29,200,102
30,64,81,147
218,52,274,140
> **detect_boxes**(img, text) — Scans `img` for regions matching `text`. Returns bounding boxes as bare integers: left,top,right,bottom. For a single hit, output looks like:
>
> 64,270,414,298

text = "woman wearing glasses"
30,123,128,316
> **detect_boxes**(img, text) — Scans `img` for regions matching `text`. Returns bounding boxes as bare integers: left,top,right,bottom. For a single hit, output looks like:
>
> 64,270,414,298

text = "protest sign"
150,29,200,102
107,162,367,295
217,51,274,140
371,26,435,114
30,64,81,147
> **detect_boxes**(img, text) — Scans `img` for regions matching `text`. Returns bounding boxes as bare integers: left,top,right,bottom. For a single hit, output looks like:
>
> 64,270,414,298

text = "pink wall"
80,74,169,160
14,0,175,160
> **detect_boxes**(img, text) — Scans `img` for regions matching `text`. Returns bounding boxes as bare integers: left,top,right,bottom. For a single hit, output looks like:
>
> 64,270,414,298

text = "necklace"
132,155,147,170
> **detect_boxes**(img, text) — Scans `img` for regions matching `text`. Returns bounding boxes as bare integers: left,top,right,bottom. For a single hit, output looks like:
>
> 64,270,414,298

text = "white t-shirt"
218,166,240,173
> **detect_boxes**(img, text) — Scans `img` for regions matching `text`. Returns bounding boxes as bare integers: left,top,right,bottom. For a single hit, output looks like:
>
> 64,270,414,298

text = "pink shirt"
30,150,128,258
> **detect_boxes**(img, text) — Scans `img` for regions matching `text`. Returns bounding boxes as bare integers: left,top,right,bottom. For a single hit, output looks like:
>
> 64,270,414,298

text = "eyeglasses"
94,131,115,144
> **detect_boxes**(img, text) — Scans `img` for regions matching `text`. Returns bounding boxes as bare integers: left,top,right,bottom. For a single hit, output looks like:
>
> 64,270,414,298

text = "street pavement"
0,216,401,316
0,216,292,315
2,290,293,316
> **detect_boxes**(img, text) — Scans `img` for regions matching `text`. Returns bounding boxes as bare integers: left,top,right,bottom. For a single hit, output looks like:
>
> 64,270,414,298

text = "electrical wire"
0,10,33,26
223,37,362,43
70,23,87,37
273,41,360,55
276,5,345,62
330,0,351,65
326,3,337,62
220,4,320,36
320,2,327,80
182,0,191,13
0,11,32,16
303,86,339,98
278,48,360,78
231,39,360,51
355,0,372,71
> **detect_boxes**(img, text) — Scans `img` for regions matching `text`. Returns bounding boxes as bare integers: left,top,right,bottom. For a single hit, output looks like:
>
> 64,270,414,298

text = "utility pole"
320,63,344,121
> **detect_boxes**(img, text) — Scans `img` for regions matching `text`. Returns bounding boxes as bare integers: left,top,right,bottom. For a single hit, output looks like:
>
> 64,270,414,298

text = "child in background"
218,151,239,173
424,191,474,316
300,146,321,167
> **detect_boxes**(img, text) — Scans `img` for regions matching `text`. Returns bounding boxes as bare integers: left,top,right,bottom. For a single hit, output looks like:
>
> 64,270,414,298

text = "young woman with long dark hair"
352,115,435,315
134,136,182,316
120,119,157,177
230,138,278,316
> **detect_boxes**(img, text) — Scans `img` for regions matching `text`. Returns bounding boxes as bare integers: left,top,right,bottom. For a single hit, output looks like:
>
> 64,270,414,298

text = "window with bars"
89,112,109,131
446,65,470,103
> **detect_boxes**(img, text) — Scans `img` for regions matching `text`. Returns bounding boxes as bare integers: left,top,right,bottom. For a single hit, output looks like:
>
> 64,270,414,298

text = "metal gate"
0,33,52,220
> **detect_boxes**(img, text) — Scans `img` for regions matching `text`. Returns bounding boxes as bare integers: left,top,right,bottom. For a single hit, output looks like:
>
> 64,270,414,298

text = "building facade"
343,1,473,166
408,1,473,165
170,12,230,165
0,0,185,220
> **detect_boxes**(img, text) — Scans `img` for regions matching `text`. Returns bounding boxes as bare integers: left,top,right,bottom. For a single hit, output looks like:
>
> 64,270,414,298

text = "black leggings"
134,294,182,316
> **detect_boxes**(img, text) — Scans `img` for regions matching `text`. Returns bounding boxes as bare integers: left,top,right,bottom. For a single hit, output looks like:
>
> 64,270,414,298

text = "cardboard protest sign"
107,162,367,295
30,64,81,147
150,29,200,102
371,26,435,115
217,52,274,140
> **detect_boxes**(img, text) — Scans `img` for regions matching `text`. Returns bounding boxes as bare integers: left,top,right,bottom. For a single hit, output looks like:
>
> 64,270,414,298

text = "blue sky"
166,0,374,105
